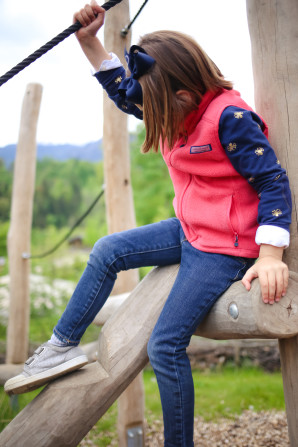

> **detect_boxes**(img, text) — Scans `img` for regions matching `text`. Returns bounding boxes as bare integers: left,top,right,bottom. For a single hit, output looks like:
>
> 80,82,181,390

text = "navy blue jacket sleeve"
219,106,292,232
94,66,143,120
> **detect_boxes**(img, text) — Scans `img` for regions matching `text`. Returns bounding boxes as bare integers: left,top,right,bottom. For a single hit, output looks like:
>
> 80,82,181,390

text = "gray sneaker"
4,342,88,395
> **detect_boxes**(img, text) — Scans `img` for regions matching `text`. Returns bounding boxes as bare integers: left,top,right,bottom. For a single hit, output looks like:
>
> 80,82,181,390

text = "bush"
0,222,9,257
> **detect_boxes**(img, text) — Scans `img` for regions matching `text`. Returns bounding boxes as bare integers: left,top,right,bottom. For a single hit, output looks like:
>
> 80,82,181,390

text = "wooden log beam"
1,265,298,446
93,292,129,326
196,271,298,340
0,364,23,385
93,279,298,340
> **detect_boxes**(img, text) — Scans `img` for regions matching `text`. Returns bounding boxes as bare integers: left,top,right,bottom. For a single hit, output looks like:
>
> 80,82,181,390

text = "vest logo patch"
190,144,212,154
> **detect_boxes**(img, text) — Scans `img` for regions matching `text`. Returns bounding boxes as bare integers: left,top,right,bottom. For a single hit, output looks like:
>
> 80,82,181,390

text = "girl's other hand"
241,245,289,304
74,1,105,41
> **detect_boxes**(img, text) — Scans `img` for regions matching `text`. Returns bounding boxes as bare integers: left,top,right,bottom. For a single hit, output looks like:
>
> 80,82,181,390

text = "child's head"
134,31,233,152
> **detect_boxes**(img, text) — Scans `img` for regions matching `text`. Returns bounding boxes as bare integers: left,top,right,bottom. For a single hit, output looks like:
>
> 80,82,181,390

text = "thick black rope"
23,187,105,259
0,0,124,88
121,0,149,36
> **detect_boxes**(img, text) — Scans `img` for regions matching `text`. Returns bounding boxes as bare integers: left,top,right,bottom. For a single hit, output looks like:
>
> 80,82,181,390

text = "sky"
0,0,255,146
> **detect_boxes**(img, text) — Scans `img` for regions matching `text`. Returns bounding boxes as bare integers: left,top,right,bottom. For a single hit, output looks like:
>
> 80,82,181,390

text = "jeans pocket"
232,256,256,281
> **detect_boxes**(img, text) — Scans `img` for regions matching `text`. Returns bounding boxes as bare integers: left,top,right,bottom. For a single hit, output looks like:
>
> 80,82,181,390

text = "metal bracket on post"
127,425,144,447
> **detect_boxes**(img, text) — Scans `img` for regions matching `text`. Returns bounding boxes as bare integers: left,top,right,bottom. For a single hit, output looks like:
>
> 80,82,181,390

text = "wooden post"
103,2,139,293
6,83,43,364
246,1,298,444
103,1,144,445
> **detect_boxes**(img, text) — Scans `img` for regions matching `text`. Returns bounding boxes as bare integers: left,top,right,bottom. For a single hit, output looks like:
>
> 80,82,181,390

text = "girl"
5,2,291,446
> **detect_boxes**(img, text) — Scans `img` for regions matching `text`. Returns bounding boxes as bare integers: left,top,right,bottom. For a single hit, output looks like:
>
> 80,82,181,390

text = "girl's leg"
5,218,185,395
53,217,184,345
147,240,255,447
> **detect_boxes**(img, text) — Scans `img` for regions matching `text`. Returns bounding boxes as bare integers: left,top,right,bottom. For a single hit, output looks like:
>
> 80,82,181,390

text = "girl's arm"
74,1,143,120
219,106,291,304
74,1,111,72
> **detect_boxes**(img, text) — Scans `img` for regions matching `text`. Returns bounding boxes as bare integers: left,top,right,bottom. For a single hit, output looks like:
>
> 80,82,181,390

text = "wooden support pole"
246,0,298,270
103,1,144,444
246,1,298,445
6,83,43,364
1,266,298,446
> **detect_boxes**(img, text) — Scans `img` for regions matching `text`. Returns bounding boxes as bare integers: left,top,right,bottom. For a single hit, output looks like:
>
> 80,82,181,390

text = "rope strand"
22,187,105,259
0,0,124,87
121,0,149,37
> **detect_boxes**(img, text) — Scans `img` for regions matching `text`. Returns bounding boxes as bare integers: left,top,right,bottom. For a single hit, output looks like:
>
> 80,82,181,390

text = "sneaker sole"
4,355,88,395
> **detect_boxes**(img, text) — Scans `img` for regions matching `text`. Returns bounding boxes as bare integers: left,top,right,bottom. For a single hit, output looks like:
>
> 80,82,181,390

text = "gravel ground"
146,410,290,446
81,410,290,446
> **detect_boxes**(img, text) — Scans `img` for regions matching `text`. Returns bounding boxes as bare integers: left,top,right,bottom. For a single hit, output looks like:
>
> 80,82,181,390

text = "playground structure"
0,0,298,446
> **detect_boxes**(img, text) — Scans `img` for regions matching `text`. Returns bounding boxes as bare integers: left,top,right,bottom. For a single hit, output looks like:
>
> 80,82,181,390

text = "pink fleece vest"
162,89,268,258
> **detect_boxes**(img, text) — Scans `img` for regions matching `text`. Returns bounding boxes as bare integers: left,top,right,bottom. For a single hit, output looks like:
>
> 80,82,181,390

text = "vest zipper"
228,195,239,248
179,174,192,222
234,233,239,247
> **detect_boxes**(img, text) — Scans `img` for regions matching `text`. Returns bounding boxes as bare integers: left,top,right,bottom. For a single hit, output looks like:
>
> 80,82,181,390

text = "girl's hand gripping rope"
74,1,105,40
74,1,112,72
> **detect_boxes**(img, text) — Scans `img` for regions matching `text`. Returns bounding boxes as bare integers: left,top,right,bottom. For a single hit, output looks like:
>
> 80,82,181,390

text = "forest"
0,125,175,257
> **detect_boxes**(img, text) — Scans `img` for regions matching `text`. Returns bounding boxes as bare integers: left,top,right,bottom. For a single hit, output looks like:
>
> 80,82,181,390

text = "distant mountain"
0,141,103,168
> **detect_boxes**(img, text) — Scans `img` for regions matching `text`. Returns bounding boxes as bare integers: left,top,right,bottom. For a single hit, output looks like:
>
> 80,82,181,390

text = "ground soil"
81,410,290,446
145,410,290,446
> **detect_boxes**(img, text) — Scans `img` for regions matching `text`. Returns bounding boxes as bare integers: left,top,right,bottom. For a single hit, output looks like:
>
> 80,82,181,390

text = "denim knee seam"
172,345,185,443
60,243,183,343
66,267,113,342
103,244,183,270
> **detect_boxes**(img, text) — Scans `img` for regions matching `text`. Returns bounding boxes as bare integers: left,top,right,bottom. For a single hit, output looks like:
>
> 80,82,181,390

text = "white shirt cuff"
255,225,290,248
91,52,122,75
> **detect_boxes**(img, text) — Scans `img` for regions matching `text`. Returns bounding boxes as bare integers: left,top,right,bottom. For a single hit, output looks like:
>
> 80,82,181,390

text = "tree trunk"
246,1,298,445
103,1,144,444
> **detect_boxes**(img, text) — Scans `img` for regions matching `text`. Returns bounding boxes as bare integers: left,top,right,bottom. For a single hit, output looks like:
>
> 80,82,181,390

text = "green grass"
193,366,285,420
0,366,285,442
27,312,101,347
144,366,285,422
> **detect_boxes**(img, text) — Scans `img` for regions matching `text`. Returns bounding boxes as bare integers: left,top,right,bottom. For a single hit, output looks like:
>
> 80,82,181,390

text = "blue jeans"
53,218,254,446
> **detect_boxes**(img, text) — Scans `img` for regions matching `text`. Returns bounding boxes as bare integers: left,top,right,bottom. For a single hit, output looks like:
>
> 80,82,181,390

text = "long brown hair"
137,30,233,152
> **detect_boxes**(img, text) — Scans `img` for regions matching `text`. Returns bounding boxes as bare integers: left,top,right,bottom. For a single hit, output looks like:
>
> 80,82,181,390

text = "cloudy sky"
0,0,255,146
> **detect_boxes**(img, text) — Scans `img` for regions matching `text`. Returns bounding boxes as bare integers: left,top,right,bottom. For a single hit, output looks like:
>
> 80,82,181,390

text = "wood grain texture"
246,0,298,273
1,265,298,446
246,2,298,445
102,2,143,443
196,271,298,339
93,293,129,326
6,83,42,363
